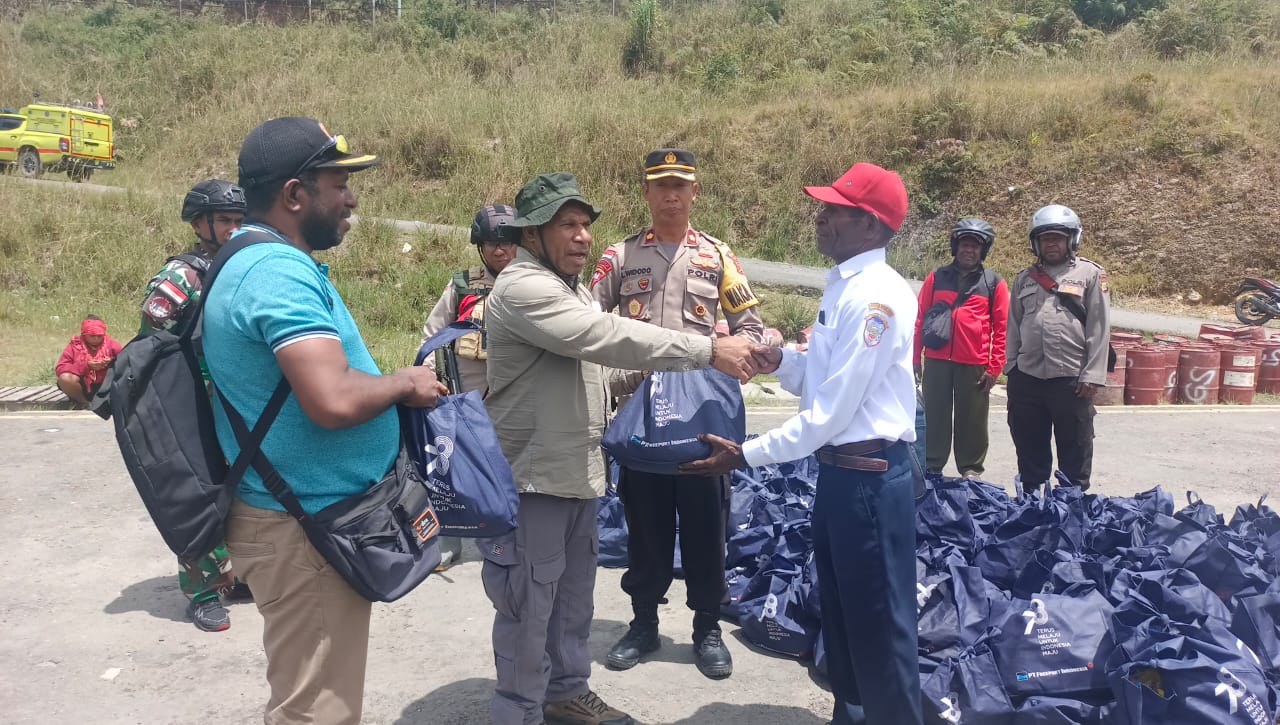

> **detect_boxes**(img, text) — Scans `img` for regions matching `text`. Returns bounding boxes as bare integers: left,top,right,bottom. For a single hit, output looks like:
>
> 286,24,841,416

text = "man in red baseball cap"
682,162,924,725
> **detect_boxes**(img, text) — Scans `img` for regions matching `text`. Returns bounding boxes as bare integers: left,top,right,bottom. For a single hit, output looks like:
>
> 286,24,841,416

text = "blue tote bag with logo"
601,367,745,475
401,323,519,538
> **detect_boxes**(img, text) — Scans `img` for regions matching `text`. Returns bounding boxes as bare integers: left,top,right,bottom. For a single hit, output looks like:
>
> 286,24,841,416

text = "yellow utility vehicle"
0,102,116,182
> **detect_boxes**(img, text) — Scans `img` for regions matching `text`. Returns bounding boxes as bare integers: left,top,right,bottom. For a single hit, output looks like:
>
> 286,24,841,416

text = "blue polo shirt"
203,225,398,514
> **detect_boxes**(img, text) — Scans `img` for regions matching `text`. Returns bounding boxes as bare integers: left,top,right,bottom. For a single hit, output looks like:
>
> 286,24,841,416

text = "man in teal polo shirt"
205,117,447,725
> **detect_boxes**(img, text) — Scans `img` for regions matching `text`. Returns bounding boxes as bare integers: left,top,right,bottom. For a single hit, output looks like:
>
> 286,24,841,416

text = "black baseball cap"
238,117,379,189
644,148,697,182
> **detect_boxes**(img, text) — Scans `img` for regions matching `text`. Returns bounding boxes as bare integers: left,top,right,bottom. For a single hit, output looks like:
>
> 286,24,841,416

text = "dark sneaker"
693,629,733,679
543,690,634,725
606,624,659,670
223,582,253,602
187,600,230,632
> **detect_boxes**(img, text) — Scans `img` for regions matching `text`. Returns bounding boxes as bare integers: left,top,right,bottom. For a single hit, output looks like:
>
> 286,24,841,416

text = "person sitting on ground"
55,315,122,406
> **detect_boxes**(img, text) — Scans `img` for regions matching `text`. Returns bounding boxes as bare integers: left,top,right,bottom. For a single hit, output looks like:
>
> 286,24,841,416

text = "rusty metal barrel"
1125,348,1168,405
1220,346,1261,404
1259,337,1280,394
1178,346,1220,404
1096,344,1127,406
1154,343,1182,403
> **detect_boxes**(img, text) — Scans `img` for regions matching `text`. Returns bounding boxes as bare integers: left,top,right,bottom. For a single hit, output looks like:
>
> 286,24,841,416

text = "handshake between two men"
707,335,783,384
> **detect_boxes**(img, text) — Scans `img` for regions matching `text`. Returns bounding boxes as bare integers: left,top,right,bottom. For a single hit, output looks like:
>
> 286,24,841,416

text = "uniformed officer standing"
420,204,518,569
591,149,765,680
682,162,924,725
1004,204,1110,492
138,179,251,633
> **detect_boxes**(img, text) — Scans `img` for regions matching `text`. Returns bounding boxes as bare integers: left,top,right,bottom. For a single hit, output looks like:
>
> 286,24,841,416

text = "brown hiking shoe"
543,690,635,725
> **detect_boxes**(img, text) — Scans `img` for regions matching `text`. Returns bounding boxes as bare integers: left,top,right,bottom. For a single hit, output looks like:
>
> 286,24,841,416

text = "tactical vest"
451,267,494,361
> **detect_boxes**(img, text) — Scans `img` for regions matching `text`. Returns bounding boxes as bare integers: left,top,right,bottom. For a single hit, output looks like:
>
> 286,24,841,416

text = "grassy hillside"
2,0,1278,381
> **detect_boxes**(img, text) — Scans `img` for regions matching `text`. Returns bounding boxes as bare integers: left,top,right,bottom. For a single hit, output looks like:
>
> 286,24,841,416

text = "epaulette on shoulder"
1075,256,1105,271
697,230,728,248
621,230,645,246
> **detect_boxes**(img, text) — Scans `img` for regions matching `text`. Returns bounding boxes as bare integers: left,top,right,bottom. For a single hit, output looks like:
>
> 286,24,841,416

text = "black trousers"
617,468,728,630
1006,367,1096,489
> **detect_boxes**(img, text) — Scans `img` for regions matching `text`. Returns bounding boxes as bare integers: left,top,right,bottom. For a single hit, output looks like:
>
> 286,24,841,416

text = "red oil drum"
1259,338,1280,394
1151,344,1182,403
1096,346,1127,406
1112,331,1144,347
1125,348,1168,405
1153,334,1190,346
1200,323,1239,340
1177,346,1220,404
1220,346,1261,404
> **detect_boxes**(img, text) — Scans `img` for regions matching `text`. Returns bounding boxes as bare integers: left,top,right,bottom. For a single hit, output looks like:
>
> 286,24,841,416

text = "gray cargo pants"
482,492,598,725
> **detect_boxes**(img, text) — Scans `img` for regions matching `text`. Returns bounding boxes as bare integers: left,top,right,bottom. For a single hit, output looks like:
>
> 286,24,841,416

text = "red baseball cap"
803,162,909,232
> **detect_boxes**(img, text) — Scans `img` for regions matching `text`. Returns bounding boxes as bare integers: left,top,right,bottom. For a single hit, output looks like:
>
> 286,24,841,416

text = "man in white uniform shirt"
682,162,924,725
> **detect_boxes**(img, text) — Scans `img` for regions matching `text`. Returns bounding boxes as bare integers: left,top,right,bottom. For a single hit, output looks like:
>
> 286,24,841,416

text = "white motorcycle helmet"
1028,204,1083,257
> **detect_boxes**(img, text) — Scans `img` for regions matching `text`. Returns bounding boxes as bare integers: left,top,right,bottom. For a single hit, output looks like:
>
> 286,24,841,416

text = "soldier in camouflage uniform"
419,204,517,570
138,179,248,632
592,149,765,680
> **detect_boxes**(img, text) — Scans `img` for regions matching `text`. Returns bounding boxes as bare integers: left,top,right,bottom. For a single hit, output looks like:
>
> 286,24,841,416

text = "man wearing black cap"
482,172,760,725
205,117,447,725
591,148,764,679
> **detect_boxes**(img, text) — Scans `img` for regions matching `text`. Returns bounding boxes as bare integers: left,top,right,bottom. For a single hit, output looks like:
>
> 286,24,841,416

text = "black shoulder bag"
921,269,993,350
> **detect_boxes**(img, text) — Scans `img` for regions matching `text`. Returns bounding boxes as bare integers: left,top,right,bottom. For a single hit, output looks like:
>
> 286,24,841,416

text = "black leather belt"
816,440,889,472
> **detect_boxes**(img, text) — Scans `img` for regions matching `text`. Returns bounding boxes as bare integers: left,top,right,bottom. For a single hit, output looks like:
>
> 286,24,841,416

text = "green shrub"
702,52,742,90
622,0,661,76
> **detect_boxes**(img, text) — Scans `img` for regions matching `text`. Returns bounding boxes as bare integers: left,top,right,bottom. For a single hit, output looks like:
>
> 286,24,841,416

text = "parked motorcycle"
1234,277,1280,325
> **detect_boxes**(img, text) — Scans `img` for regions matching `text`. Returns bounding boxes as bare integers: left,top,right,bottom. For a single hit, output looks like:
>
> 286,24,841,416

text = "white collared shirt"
742,248,918,467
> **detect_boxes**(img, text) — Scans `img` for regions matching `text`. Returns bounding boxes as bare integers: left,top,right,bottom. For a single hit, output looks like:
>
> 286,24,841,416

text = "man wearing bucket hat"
591,148,764,680
206,117,448,725
482,171,760,725
1004,204,1110,492
682,163,925,725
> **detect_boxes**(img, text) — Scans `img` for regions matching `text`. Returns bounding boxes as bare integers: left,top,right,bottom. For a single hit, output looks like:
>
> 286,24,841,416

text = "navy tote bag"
601,367,746,475
402,323,519,538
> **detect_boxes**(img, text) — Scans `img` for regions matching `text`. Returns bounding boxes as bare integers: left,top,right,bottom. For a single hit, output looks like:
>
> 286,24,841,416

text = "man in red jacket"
913,218,1009,478
55,315,123,406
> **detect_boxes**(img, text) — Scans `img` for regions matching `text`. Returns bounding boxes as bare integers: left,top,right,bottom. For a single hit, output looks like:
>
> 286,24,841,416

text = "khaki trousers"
227,499,372,725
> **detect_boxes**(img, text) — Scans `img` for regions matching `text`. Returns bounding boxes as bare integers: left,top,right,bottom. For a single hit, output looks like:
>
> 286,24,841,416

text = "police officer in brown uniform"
1005,204,1111,492
591,148,765,679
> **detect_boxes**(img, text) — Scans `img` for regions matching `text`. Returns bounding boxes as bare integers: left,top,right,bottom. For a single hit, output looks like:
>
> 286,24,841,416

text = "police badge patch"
864,311,889,347
590,249,617,289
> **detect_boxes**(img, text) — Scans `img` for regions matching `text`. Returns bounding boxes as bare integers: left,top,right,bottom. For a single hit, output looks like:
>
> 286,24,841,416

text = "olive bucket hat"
509,172,602,229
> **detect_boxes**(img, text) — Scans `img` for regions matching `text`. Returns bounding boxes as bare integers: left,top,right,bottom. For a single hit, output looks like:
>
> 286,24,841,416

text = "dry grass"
0,0,1277,381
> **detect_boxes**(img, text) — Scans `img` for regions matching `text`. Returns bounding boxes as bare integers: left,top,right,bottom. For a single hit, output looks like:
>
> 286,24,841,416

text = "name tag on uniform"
1059,281,1084,297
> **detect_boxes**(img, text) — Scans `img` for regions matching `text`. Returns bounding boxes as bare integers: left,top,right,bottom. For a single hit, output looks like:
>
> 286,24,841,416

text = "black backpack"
99,229,290,560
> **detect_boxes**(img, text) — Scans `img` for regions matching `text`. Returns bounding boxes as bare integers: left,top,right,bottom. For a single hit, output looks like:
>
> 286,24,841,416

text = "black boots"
693,627,733,679
608,608,733,678
606,619,660,670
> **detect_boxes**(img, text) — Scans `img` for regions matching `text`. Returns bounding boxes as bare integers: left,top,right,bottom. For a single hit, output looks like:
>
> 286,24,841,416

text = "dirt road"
0,405,1277,724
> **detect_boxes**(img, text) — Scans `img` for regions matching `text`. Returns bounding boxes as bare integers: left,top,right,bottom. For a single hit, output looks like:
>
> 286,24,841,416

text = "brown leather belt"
815,440,889,472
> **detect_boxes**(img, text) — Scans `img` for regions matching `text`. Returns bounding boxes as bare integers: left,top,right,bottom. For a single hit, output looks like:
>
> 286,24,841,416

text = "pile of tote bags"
598,461,1280,723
